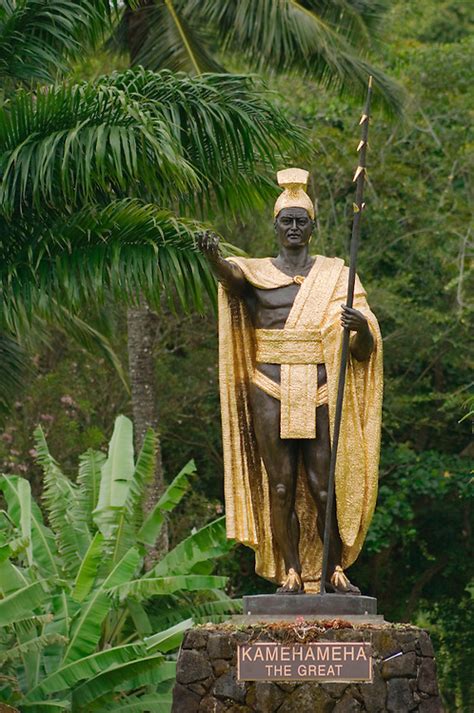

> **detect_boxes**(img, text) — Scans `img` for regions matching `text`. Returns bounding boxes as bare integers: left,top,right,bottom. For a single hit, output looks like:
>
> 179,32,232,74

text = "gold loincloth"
253,327,328,437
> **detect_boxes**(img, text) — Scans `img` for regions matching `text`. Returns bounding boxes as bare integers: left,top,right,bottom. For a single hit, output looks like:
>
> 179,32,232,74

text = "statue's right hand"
196,230,221,260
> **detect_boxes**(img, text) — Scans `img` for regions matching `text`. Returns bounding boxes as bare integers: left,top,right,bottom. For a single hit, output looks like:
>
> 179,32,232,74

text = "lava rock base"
172,622,444,712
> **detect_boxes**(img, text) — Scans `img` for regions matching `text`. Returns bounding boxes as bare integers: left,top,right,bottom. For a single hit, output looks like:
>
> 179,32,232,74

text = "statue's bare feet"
329,566,361,595
276,568,305,594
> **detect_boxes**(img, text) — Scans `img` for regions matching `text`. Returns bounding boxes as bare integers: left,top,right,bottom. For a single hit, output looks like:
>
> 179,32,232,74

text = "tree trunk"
127,299,168,566
125,0,169,567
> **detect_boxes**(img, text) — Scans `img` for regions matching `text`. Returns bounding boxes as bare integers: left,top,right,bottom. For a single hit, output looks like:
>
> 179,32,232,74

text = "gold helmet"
274,167,315,219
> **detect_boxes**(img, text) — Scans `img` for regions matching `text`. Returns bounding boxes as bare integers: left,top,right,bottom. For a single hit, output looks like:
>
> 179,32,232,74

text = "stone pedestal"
244,593,378,617
172,621,444,713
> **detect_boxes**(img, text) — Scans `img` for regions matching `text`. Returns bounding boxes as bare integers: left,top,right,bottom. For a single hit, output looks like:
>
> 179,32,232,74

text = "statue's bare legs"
250,368,360,595
249,383,303,591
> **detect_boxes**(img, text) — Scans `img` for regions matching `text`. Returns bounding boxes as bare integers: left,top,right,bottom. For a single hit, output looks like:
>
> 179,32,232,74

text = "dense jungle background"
0,1,472,711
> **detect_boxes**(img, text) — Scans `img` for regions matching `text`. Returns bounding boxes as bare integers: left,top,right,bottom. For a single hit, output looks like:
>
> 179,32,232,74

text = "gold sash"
248,257,344,438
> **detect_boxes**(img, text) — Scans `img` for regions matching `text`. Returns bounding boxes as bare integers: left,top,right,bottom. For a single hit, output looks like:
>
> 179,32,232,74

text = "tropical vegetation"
0,415,238,711
0,0,472,711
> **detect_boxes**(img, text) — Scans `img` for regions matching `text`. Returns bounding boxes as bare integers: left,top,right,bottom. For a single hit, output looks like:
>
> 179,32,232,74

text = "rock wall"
172,622,444,713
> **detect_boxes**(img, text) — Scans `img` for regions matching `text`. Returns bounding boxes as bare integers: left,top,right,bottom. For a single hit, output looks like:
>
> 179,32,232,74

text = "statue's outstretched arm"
197,231,248,297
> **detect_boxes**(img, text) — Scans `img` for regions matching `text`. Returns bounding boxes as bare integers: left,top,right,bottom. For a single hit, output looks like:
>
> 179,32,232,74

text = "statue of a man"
199,168,383,594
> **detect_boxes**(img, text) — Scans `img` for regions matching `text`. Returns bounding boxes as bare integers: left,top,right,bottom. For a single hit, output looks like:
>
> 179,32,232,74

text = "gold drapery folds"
218,255,383,592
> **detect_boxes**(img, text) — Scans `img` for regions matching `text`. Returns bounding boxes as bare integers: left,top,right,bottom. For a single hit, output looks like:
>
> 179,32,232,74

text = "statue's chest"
253,283,300,312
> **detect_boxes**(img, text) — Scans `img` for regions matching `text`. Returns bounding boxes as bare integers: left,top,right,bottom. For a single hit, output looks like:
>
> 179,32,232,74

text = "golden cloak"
218,255,383,592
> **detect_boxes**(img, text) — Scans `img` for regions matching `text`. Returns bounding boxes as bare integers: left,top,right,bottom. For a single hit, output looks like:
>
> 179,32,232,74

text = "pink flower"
1,432,13,443
60,395,75,406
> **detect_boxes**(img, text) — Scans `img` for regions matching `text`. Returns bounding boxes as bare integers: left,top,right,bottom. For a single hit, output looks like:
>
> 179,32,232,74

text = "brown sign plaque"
237,642,372,682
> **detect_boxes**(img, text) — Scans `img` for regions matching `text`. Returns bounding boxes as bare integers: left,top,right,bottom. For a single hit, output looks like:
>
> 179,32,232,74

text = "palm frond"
100,68,308,214
190,0,404,114
52,307,130,393
0,80,194,214
0,0,116,86
125,0,223,74
0,200,216,334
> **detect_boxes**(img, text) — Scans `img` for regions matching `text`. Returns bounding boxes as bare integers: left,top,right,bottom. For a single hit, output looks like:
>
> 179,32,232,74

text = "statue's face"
274,207,314,249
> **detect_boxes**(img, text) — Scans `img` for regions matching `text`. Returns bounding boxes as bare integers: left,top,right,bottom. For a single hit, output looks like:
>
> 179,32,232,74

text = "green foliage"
0,1,116,85
119,0,404,114
0,415,239,711
425,590,474,712
0,0,308,411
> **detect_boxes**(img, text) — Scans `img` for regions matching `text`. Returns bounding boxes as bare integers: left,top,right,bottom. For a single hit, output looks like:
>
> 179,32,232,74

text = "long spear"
320,76,373,595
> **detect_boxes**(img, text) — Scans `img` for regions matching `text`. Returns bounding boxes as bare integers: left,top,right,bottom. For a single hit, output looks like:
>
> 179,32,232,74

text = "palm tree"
0,2,306,558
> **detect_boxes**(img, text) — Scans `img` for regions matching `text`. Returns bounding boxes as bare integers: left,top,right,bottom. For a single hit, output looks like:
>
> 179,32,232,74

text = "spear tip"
353,165,365,182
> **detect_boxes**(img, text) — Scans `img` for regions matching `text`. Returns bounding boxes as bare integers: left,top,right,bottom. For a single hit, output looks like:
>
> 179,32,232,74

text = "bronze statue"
199,168,383,595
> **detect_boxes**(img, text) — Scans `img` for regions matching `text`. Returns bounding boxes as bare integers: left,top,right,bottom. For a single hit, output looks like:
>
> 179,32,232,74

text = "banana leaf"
137,459,196,546
0,558,28,595
144,617,193,653
72,532,104,602
35,426,90,575
62,547,141,664
109,574,228,601
95,692,173,712
125,599,152,637
43,593,80,676
0,580,48,627
149,516,232,577
25,643,146,700
93,416,135,543
20,703,71,711
127,429,157,526
70,654,170,709
0,633,67,665
150,596,243,632
0,475,59,578
76,449,106,530
17,477,32,566
105,660,176,696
